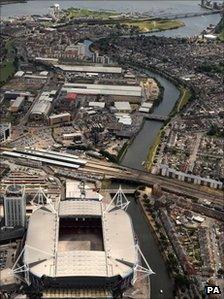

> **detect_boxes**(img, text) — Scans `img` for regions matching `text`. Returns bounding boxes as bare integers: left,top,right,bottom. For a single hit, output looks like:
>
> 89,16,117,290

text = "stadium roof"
24,199,137,279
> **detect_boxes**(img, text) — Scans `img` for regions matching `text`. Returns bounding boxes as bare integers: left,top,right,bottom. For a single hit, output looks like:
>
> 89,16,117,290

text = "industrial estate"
0,1,224,299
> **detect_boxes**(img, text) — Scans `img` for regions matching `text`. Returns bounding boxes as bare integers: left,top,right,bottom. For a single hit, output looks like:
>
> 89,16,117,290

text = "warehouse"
114,102,132,113
49,112,71,125
62,83,142,98
10,96,25,113
30,100,51,121
54,64,122,74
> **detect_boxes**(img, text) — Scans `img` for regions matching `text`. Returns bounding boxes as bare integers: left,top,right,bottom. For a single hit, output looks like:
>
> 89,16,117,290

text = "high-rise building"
0,123,11,143
4,185,26,228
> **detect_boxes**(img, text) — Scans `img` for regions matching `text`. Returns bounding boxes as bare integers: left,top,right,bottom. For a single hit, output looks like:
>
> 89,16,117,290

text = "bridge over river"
160,10,221,20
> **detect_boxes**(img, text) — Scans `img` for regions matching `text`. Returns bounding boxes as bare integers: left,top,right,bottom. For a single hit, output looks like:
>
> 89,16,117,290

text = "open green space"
67,8,119,20
176,87,192,112
122,19,184,33
0,39,17,85
146,129,162,171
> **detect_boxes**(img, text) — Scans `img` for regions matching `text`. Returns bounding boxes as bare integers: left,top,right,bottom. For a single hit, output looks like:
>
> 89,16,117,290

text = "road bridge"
160,10,221,20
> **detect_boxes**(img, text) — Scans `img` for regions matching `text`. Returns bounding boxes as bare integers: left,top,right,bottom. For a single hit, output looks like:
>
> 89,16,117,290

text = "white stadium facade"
12,186,154,298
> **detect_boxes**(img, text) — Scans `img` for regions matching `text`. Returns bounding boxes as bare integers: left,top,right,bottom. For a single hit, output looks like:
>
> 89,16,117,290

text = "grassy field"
176,87,192,112
0,39,16,85
146,130,162,171
122,19,184,33
67,8,119,19
218,31,224,41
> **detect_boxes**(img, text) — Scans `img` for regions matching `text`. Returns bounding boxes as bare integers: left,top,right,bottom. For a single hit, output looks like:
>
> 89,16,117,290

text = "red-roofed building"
65,93,78,102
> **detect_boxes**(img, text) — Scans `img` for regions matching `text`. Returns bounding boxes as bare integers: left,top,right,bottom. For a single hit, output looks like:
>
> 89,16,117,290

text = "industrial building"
49,112,71,125
55,64,122,74
29,100,51,121
114,102,132,113
62,83,142,98
29,91,57,121
139,102,153,113
10,96,25,113
4,185,26,228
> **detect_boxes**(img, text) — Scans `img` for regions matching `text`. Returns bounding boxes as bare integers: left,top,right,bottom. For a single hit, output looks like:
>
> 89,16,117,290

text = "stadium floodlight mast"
11,244,55,286
103,185,130,214
31,186,57,214
31,186,48,206
132,244,155,285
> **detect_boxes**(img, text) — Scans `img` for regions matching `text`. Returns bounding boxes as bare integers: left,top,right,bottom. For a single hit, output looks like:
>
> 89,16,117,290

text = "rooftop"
24,195,137,279
55,64,122,74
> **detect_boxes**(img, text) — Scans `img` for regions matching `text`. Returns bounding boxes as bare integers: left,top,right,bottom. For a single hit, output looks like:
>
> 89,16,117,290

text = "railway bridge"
160,10,221,20
1,147,223,205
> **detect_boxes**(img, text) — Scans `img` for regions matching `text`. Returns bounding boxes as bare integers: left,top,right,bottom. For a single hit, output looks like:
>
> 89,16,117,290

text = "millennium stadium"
12,186,154,298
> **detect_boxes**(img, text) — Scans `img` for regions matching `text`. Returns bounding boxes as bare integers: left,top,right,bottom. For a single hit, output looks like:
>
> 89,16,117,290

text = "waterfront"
1,0,221,33
127,194,173,299
110,181,173,299
121,70,180,170
0,0,213,17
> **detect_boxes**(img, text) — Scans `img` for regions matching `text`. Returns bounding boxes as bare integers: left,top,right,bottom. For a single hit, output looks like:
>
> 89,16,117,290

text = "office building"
4,185,26,228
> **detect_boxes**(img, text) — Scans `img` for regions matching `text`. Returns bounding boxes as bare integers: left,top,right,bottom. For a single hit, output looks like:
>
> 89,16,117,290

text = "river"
0,0,218,17
121,71,180,170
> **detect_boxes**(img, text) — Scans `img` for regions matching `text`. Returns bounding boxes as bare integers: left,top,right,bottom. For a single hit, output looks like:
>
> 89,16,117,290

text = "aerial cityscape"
0,0,223,298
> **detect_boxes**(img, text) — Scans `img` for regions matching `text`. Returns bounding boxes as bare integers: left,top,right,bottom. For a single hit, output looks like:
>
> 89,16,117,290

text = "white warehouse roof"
62,83,142,97
114,102,131,111
55,64,122,74
31,100,51,115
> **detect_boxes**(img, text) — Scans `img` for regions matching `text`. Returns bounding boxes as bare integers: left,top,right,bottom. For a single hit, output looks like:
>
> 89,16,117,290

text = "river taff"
121,71,180,170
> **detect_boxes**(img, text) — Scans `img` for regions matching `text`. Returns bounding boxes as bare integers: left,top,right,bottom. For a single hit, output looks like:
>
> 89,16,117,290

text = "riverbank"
145,85,192,171
121,19,184,33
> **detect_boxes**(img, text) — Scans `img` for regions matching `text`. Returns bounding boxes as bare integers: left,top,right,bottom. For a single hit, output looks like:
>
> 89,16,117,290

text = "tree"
218,268,224,275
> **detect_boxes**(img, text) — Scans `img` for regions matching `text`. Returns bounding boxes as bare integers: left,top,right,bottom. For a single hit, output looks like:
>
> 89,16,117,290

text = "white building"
4,185,26,228
114,101,132,113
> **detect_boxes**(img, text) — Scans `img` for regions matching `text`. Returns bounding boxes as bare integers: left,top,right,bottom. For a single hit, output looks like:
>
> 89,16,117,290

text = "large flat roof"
62,83,142,97
55,64,122,74
24,199,137,279
65,180,102,200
